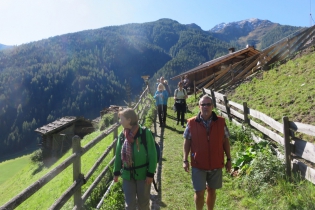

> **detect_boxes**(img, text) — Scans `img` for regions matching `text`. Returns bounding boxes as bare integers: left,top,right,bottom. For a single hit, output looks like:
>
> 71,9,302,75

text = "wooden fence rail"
1,87,152,210
203,88,315,184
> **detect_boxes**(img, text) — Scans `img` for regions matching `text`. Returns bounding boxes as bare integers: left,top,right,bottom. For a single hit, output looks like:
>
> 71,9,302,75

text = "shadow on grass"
32,163,44,175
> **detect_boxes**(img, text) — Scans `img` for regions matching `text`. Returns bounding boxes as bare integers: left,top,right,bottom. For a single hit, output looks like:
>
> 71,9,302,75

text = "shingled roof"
171,46,260,80
35,116,79,135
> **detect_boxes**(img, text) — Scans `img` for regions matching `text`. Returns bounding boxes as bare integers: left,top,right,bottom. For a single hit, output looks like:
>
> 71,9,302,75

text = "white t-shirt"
175,89,186,99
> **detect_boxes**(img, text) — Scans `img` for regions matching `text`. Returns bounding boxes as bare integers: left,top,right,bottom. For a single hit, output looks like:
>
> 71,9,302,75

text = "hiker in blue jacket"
113,108,157,210
154,83,169,127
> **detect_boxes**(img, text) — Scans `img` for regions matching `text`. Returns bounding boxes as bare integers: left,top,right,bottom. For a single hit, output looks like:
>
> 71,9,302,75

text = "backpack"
120,127,160,192
174,89,188,113
174,88,187,98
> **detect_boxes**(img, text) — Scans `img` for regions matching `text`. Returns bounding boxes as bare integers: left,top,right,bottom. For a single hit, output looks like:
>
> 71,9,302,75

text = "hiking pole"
96,180,114,209
160,93,164,124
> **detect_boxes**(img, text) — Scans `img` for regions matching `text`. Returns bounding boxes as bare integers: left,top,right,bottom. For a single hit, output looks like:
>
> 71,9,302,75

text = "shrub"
240,146,285,195
30,149,43,163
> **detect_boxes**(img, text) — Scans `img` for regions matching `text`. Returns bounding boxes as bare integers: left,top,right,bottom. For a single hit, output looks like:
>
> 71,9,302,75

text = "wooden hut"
35,116,94,159
171,46,260,92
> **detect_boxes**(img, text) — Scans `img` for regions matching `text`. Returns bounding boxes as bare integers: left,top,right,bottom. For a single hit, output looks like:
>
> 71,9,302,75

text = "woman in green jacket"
113,108,157,210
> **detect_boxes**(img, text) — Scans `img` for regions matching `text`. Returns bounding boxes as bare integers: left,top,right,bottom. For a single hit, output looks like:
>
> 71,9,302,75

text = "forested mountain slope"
0,18,302,159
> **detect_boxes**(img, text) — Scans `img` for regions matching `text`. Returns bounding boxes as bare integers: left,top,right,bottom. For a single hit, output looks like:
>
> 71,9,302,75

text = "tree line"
0,18,300,159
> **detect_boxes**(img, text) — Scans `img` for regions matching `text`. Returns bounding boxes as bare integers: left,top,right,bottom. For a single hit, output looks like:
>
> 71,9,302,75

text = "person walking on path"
174,81,188,128
182,95,232,210
163,79,172,96
183,74,190,90
113,108,157,210
154,83,169,127
155,78,160,89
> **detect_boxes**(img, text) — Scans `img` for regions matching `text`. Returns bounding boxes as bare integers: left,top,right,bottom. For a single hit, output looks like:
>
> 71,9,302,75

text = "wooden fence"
0,87,152,210
203,88,315,184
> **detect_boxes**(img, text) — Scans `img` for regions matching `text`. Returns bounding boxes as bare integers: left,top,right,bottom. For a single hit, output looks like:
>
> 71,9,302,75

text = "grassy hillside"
2,79,315,209
227,50,315,142
0,128,122,209
2,46,315,209
0,155,31,185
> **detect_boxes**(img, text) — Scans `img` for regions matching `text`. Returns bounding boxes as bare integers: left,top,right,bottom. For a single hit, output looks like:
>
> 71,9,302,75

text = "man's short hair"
199,95,213,105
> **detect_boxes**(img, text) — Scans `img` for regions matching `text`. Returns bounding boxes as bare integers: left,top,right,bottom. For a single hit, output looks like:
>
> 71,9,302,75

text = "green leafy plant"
100,180,125,210
30,149,43,163
240,148,285,195
99,113,115,131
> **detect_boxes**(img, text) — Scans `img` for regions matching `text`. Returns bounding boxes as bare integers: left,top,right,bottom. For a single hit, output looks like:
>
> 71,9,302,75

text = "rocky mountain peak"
210,18,274,33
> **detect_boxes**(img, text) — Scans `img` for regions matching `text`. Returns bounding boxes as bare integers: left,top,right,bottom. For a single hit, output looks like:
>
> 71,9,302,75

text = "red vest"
188,112,225,170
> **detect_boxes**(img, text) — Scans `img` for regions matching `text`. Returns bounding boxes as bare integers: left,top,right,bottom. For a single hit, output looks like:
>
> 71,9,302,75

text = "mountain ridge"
0,18,303,160
210,18,275,32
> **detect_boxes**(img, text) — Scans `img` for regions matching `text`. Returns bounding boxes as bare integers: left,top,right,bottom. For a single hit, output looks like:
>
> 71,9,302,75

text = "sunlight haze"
0,0,313,45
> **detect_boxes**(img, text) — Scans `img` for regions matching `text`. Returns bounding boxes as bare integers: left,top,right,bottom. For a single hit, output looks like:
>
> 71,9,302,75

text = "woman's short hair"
157,83,165,91
118,108,138,126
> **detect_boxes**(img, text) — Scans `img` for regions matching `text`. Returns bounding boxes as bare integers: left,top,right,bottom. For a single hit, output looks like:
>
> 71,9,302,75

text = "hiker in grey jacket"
113,108,157,210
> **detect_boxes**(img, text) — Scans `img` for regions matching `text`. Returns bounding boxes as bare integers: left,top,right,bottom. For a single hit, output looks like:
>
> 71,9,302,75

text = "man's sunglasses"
200,103,212,107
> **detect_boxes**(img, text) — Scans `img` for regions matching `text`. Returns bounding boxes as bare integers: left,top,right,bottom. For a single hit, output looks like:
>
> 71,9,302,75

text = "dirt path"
150,124,163,210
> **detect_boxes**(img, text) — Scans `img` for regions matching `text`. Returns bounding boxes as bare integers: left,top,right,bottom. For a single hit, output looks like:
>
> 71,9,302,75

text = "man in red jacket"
183,95,231,210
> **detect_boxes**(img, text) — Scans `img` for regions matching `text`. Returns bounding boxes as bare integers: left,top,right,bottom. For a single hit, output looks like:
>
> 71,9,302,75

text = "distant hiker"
155,76,165,90
163,79,172,95
113,108,157,210
154,83,168,127
183,95,231,210
174,81,188,128
156,78,160,89
183,74,190,90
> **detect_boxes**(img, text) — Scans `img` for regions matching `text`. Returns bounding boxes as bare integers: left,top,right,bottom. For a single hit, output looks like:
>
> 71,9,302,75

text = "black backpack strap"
119,130,126,143
141,127,148,152
123,163,149,171
153,178,159,192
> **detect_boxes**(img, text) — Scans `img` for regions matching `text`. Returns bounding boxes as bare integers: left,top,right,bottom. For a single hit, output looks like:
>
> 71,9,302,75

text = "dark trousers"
175,102,186,125
157,104,167,125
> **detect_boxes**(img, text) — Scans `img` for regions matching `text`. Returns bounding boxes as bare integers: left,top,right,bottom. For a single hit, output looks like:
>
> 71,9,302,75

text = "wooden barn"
171,46,260,92
35,116,94,159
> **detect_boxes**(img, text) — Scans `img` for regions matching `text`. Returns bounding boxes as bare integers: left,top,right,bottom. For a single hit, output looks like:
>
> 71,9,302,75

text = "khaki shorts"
192,167,222,191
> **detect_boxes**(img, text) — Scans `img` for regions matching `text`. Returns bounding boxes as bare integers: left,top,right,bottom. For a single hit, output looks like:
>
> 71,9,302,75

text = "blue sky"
0,0,314,45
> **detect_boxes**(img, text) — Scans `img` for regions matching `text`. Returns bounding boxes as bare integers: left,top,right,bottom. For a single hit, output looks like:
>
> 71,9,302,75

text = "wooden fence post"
243,102,249,125
223,95,231,121
72,135,83,209
194,80,196,99
282,116,292,181
210,89,216,108
113,112,118,157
